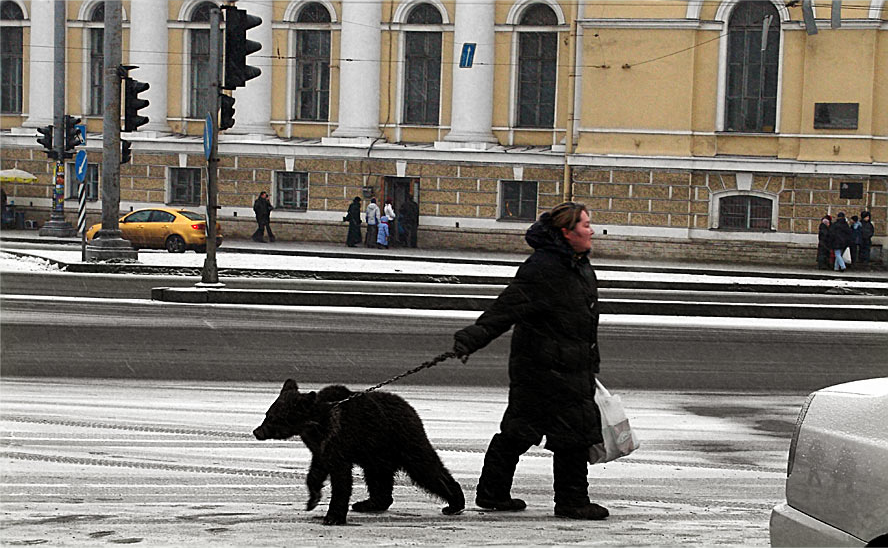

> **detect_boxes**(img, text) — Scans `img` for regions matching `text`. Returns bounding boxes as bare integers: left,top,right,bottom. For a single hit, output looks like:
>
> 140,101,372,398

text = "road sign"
459,43,476,68
204,114,213,160
74,150,88,182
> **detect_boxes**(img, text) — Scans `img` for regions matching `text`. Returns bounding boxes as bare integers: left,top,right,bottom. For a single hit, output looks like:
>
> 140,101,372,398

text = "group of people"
817,210,875,271
344,195,420,249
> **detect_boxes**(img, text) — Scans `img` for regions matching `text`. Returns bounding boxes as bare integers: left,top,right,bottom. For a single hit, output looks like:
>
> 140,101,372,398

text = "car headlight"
786,392,816,477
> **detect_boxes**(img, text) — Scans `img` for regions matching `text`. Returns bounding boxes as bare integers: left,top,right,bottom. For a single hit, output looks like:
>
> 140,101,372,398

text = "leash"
330,351,467,409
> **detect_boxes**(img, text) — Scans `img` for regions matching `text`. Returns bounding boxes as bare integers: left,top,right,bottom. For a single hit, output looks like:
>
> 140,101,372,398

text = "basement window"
717,194,773,230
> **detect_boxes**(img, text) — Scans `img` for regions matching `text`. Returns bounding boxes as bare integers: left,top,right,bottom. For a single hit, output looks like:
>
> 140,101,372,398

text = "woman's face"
562,210,594,253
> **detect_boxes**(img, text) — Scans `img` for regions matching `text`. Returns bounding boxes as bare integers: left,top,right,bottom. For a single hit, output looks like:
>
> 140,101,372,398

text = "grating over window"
516,4,558,129
0,1,24,114
500,181,538,221
89,28,104,114
718,195,772,230
170,168,202,206
725,1,779,133
276,171,309,211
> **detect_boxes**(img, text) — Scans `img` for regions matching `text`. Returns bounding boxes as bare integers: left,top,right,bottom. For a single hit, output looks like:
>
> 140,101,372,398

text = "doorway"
383,177,419,247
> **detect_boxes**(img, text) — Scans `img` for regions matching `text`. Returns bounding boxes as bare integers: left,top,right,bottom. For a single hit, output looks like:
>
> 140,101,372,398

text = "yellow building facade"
1,0,886,264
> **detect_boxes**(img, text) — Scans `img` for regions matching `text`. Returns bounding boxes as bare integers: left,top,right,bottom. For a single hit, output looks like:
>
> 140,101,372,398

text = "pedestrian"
451,201,609,521
860,211,875,268
376,215,390,249
398,194,420,248
829,211,852,272
384,198,397,247
252,191,275,243
849,215,862,266
344,196,362,247
365,197,380,248
816,215,832,270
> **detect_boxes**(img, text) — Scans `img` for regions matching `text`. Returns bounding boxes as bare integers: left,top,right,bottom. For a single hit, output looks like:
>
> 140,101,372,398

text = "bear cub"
254,379,465,525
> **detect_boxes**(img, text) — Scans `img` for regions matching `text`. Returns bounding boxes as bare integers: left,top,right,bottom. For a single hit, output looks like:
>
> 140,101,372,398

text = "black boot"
476,433,532,512
554,502,609,520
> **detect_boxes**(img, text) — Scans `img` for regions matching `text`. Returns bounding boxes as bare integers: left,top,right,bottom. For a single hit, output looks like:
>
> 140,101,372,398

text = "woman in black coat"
816,215,831,269
828,212,853,271
452,202,608,521
344,196,362,247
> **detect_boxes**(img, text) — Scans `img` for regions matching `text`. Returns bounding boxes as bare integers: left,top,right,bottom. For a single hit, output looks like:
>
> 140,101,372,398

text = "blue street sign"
75,124,86,144
204,114,213,160
459,43,476,68
74,150,88,182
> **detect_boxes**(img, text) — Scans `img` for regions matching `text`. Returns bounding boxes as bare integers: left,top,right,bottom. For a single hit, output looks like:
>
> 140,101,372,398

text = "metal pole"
200,7,221,285
39,0,75,237
85,0,136,260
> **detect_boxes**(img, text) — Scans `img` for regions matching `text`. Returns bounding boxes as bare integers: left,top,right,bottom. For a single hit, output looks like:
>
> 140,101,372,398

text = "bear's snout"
253,426,268,440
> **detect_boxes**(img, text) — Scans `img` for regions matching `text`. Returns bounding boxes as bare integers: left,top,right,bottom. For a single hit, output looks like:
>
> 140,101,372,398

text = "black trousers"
477,432,590,506
252,220,274,241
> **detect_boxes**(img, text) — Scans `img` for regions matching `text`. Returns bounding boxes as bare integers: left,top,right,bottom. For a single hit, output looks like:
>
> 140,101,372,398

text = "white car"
770,378,888,547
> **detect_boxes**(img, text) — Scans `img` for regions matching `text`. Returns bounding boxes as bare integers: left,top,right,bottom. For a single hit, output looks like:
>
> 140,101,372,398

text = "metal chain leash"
331,351,467,409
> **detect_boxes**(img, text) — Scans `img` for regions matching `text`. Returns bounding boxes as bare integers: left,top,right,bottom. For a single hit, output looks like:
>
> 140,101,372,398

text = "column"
23,0,53,127
229,0,274,136
441,0,496,147
329,1,381,141
128,0,170,133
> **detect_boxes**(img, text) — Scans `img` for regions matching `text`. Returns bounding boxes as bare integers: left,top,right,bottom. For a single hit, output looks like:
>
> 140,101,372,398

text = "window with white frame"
276,171,308,211
87,3,105,115
516,4,557,129
67,162,99,201
0,0,24,114
500,180,538,221
169,167,202,206
403,3,442,126
725,1,779,133
293,2,331,121
716,194,773,230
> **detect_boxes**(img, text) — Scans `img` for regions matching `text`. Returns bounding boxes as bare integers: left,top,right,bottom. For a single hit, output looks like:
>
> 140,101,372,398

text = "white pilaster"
229,0,274,136
441,0,496,146
330,0,381,141
129,0,170,133
23,0,53,127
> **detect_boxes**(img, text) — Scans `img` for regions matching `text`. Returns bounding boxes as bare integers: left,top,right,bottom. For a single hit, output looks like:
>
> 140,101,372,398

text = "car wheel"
165,235,186,253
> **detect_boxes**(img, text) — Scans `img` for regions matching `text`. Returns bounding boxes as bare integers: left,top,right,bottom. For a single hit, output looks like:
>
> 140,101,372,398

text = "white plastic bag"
588,379,640,464
842,247,852,264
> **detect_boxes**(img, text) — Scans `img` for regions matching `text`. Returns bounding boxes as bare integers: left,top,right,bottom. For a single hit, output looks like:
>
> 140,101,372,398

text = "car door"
119,210,152,246
146,210,176,248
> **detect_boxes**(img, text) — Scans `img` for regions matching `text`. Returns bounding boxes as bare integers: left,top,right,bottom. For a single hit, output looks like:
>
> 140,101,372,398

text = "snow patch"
0,252,62,272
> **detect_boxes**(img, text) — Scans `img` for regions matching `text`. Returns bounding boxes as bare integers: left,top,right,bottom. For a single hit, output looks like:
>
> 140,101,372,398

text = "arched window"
87,3,105,115
189,2,215,118
0,0,24,114
517,4,557,128
403,3,442,125
293,2,331,121
725,1,779,132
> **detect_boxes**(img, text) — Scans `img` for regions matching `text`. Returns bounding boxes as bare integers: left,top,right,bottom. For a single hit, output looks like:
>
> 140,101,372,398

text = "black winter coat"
817,222,831,254
828,218,852,250
253,197,273,222
861,219,875,243
454,215,602,451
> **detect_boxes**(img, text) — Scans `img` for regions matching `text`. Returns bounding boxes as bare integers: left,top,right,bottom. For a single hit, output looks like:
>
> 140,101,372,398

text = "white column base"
323,135,382,146
434,140,496,151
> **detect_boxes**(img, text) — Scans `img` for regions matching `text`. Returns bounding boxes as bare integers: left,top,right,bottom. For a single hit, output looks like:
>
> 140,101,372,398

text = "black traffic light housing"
224,7,262,90
219,94,235,131
120,139,132,165
124,77,150,132
64,115,84,157
36,125,55,159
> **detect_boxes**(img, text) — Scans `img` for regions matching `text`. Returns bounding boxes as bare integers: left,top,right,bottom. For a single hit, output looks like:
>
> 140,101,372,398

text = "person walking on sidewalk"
252,191,275,243
344,196,363,247
829,211,852,272
816,215,832,270
365,198,380,248
399,194,420,248
451,201,609,521
860,211,875,267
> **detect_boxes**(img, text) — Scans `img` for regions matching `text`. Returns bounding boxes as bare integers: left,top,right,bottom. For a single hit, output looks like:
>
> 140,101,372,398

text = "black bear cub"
253,379,465,525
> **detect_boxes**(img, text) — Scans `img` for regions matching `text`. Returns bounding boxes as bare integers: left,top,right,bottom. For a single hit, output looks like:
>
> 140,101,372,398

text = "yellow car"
86,207,223,253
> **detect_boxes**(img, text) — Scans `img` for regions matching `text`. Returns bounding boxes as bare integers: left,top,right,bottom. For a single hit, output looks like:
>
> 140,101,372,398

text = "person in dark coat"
452,201,608,521
398,194,420,248
849,215,862,265
252,191,275,243
859,211,875,267
828,211,852,271
344,196,363,247
816,215,832,269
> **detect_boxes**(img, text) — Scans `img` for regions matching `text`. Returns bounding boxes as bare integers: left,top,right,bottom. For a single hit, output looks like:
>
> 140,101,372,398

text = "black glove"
453,333,473,364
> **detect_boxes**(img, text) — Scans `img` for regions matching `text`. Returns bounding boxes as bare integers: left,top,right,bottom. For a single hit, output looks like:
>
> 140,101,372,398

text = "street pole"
39,0,75,237
85,0,136,261
200,7,222,285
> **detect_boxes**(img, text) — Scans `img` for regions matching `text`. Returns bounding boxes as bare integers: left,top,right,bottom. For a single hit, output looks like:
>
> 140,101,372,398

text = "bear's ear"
282,379,298,392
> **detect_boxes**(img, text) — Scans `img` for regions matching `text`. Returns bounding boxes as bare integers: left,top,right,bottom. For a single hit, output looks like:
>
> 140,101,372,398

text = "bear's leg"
403,451,465,516
352,466,394,513
324,461,353,526
306,454,328,511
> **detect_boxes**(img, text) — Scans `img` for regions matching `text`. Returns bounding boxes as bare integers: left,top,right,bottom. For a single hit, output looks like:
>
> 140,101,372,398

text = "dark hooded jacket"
860,211,874,243
828,216,852,250
454,213,602,451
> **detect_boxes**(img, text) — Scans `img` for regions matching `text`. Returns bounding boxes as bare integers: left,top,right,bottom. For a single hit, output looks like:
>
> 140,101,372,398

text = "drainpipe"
563,8,578,203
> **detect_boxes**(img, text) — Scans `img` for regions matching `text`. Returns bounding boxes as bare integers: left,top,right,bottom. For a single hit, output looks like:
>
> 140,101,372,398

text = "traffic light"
224,7,262,90
64,115,83,157
36,125,55,158
120,139,132,164
124,76,150,132
219,94,235,131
